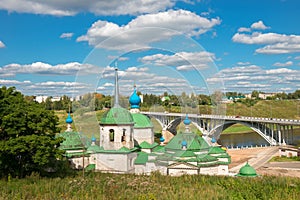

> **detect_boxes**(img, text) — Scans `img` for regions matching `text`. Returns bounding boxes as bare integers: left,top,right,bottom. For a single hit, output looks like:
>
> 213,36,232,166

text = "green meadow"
2,172,300,200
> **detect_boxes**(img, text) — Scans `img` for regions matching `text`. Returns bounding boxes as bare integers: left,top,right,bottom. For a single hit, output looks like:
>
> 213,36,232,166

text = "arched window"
109,129,114,142
121,128,126,142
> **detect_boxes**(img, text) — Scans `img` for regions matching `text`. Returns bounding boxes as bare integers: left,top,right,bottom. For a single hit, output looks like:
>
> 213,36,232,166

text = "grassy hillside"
2,172,300,199
56,100,300,136
221,100,300,119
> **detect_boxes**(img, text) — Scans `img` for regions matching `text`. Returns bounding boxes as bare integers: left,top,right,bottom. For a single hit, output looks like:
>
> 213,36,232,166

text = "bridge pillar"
283,125,286,145
291,126,294,143
271,127,274,146
208,119,212,132
277,124,281,145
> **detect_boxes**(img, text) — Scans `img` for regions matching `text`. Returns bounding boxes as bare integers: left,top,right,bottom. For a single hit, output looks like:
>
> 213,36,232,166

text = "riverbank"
227,147,300,178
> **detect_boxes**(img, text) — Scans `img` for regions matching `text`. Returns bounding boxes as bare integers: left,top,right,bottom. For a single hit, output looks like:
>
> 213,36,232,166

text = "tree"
251,90,259,99
0,86,64,178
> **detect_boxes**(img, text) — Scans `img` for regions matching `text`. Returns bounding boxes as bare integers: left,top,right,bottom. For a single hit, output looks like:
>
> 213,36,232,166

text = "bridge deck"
141,112,300,125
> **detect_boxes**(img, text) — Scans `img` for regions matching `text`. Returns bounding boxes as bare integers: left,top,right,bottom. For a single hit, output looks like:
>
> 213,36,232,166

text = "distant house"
35,96,48,103
245,94,252,99
279,146,300,157
245,93,277,100
259,93,276,100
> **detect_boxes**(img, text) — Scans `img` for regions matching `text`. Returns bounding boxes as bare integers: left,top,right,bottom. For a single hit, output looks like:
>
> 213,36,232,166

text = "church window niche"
121,128,126,143
109,129,115,142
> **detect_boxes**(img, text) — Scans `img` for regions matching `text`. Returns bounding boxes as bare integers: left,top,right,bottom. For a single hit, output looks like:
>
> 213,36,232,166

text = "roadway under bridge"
141,112,300,146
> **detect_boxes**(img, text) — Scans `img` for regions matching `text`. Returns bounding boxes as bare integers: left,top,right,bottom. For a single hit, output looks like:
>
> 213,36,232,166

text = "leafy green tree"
0,86,64,178
251,90,259,99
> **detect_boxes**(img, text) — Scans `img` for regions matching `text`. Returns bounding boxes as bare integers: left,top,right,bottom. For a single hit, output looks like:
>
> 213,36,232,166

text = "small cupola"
129,84,141,109
160,136,165,145
183,114,191,132
236,162,258,177
91,136,96,146
181,140,187,150
65,113,73,132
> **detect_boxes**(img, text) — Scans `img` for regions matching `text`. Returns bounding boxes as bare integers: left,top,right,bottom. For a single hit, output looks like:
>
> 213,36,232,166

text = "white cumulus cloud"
77,9,221,50
207,64,300,93
250,20,270,30
0,62,99,77
60,32,74,39
266,68,297,74
0,0,174,16
238,27,251,32
273,61,293,67
232,31,300,54
140,51,216,70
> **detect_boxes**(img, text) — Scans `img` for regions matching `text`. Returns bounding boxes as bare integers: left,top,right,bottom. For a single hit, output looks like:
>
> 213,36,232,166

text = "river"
218,129,300,148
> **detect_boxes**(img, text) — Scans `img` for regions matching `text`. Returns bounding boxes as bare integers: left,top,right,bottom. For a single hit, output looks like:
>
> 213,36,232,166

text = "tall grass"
1,172,300,199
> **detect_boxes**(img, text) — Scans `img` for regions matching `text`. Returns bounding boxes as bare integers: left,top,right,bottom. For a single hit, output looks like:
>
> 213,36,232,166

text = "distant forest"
30,90,300,112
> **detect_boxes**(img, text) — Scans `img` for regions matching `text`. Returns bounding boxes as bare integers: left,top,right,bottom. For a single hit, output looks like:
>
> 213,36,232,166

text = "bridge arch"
209,121,277,145
166,117,205,135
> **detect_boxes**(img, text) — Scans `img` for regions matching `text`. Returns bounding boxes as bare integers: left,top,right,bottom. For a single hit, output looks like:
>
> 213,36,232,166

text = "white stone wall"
199,166,219,175
133,127,154,145
94,152,137,173
217,165,228,175
100,124,134,150
168,168,198,176
280,149,299,157
135,165,146,174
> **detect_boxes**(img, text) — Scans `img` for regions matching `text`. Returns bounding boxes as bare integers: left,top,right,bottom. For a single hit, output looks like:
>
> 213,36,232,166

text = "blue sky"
0,0,299,97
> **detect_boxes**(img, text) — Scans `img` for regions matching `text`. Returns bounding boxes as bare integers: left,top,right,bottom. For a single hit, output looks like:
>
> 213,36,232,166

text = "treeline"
33,90,300,112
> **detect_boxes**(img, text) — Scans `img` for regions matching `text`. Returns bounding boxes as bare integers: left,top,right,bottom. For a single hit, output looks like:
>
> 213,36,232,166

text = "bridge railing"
141,111,300,125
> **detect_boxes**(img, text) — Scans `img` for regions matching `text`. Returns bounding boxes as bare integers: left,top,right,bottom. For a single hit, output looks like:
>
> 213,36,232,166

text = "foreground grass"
270,156,300,162
1,172,300,200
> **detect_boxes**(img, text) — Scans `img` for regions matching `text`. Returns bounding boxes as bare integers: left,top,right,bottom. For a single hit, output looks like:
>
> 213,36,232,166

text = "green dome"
165,132,210,151
237,162,257,177
131,113,153,128
100,107,134,125
57,131,84,150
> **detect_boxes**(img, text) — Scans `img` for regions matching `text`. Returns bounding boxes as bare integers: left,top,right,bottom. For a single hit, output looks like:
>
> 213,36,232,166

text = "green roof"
100,107,134,125
87,145,104,153
156,153,175,161
57,131,85,150
131,113,153,128
184,154,218,163
174,150,196,158
208,146,226,154
64,151,89,158
97,147,138,154
196,154,218,162
152,145,165,153
236,162,258,177
139,141,158,149
165,132,210,151
134,152,148,165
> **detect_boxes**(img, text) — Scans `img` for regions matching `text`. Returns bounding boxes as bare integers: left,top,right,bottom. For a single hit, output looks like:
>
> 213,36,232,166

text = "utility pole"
82,143,85,179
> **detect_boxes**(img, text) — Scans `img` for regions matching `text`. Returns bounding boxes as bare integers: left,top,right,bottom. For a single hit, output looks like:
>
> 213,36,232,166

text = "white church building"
58,68,231,176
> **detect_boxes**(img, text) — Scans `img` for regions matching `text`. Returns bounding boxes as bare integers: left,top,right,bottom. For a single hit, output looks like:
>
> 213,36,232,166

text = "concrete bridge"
141,111,300,146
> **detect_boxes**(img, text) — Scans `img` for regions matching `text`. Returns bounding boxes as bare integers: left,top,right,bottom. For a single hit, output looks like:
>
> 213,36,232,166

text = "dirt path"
227,147,300,177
